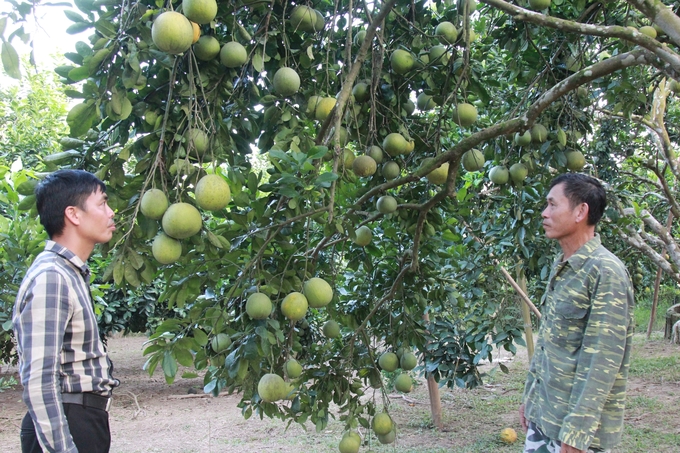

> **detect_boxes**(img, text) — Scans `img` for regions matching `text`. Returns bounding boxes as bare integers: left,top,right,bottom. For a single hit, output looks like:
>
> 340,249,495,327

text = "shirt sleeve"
558,267,631,450
14,271,78,453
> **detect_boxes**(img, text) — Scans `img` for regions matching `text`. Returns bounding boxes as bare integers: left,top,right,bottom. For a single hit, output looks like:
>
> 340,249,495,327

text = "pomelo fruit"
435,21,458,44
417,93,436,111
162,202,202,239
530,123,548,143
500,427,518,444
289,5,316,33
352,155,377,177
514,130,532,146
378,352,399,372
453,103,477,127
489,165,510,185
382,161,400,180
352,82,369,103
322,320,340,338
313,9,325,32
272,67,300,97
246,292,272,319
390,49,415,74
193,35,220,61
424,159,449,185
403,99,415,115
191,22,200,44
152,232,182,264
394,373,413,392
639,26,657,39
367,145,383,164
306,95,320,115
342,148,356,168
152,12,194,55
303,277,333,308
354,225,372,246
372,412,393,436
140,188,168,220
529,0,550,10
338,431,361,453
285,358,302,378
378,428,396,444
220,41,248,68
315,97,336,121
281,292,308,321
428,45,449,65
210,332,231,353
377,195,398,214
462,149,485,171
353,30,366,47
183,0,217,24
382,132,408,156
184,128,209,156
509,163,529,183
258,373,286,402
195,174,231,211
566,150,586,170
400,352,417,370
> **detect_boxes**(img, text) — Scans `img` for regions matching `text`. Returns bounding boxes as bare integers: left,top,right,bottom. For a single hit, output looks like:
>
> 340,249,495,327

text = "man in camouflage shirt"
519,174,635,453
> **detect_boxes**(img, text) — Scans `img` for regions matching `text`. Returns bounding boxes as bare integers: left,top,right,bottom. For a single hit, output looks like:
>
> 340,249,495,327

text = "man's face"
76,188,116,245
541,183,583,241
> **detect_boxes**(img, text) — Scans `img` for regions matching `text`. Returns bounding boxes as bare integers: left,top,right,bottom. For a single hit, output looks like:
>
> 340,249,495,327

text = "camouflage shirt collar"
559,234,602,270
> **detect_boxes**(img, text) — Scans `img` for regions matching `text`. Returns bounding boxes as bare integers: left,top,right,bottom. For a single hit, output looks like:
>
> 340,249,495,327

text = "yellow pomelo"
184,128,209,156
423,158,449,185
342,148,356,168
314,97,336,121
191,22,200,44
220,41,248,68
509,163,529,183
394,373,413,393
352,82,369,102
303,277,333,308
195,174,231,211
257,373,286,402
639,26,657,39
322,320,340,338
390,49,415,74
246,293,272,319
382,132,408,156
354,225,372,246
284,358,302,378
338,432,361,453
400,352,417,370
193,35,220,60
530,123,548,143
273,67,300,96
529,0,550,10
162,202,203,239
281,292,308,321
377,195,397,214
453,103,478,127
183,0,217,24
372,412,393,435
566,150,586,171
378,352,399,372
435,21,458,44
352,155,377,177
462,149,485,172
140,188,169,220
382,161,400,180
489,165,510,185
367,145,383,164
514,130,532,146
152,233,182,264
210,333,231,353
289,5,316,32
306,95,321,115
417,93,436,111
152,12,194,55
500,427,518,444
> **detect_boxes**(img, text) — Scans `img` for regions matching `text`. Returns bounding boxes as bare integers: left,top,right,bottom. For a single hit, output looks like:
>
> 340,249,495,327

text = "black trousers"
20,403,110,453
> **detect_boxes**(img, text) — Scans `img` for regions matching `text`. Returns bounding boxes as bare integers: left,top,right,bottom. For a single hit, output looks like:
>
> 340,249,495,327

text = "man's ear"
64,206,81,227
575,203,590,223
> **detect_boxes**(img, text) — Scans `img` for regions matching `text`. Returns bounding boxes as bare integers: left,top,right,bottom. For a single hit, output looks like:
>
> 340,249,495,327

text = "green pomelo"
382,132,408,156
424,159,449,185
404,99,415,115
342,148,356,168
152,12,194,55
417,93,436,110
400,352,417,370
193,36,221,61
372,412,393,436
530,123,548,143
566,150,586,171
462,149,485,172
281,292,308,321
390,49,415,74
182,0,217,24
195,174,231,211
162,202,203,239
354,30,366,47
303,277,333,308
509,163,529,183
140,188,169,220
338,432,361,453
489,165,510,185
313,9,325,32
435,21,458,44
184,128,209,156
453,103,478,127
220,41,248,68
246,292,272,319
367,145,383,164
377,195,398,214
211,332,231,353
639,26,657,39
315,97,336,121
378,352,399,372
514,130,532,146
354,225,372,246
378,429,396,445
257,373,286,402
322,320,340,338
352,155,377,177
352,82,369,103
272,67,300,96
285,358,302,378
394,373,413,393
428,45,449,65
289,5,316,33
382,161,400,180
152,232,182,264
529,0,550,10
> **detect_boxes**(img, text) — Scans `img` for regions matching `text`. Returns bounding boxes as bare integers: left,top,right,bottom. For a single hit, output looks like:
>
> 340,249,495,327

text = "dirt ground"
0,334,678,453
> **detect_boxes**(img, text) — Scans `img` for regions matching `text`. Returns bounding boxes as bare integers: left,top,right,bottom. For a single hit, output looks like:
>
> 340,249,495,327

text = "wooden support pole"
647,212,673,339
516,266,535,361
423,312,443,430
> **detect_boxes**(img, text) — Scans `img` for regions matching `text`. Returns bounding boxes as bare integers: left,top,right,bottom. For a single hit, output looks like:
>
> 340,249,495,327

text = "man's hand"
560,443,586,453
519,404,528,433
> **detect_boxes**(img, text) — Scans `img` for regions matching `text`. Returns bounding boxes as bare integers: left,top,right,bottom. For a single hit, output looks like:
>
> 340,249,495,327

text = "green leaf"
174,347,194,367
67,66,90,82
193,328,209,346
162,350,178,384
64,10,86,23
66,22,93,34
0,17,7,36
1,42,21,79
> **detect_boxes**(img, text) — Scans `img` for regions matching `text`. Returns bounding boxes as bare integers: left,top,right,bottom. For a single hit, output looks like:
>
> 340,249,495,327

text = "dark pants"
20,403,110,453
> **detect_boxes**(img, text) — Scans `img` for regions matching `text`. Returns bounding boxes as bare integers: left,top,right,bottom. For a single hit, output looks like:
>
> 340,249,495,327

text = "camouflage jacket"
522,235,635,451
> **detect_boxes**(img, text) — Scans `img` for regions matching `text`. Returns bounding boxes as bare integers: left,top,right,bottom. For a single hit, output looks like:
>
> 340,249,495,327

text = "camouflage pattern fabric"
524,422,611,453
522,235,635,451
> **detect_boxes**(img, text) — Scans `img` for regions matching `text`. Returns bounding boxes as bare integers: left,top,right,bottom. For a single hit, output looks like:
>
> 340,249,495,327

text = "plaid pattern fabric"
13,241,118,452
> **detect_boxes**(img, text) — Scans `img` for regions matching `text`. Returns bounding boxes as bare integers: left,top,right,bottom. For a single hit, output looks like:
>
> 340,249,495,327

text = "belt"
61,392,111,412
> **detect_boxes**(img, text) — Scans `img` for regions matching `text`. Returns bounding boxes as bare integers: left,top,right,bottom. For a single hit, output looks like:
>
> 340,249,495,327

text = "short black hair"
35,170,107,238
549,173,606,226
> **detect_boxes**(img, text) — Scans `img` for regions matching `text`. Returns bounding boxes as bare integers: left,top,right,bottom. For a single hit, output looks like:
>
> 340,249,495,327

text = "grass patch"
618,426,680,453
629,354,680,381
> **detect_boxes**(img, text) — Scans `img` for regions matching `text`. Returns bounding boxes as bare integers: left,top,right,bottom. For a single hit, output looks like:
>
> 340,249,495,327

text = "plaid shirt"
522,235,635,451
13,241,118,452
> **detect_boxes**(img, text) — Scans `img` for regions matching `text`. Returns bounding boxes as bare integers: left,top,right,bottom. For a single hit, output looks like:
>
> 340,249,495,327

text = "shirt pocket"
552,301,589,346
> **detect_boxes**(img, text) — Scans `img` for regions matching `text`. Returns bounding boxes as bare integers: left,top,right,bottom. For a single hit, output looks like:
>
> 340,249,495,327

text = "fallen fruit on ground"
394,373,413,392
377,195,398,214
303,277,333,308
281,291,308,321
152,12,194,55
500,427,518,444
210,332,231,353
140,188,168,220
322,320,340,338
257,373,286,402
372,412,393,435
152,233,182,264
378,352,399,372
162,202,203,239
195,174,231,211
246,292,272,319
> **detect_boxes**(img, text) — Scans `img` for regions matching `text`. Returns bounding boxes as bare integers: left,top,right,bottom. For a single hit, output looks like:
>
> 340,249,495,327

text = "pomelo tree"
3,0,680,442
